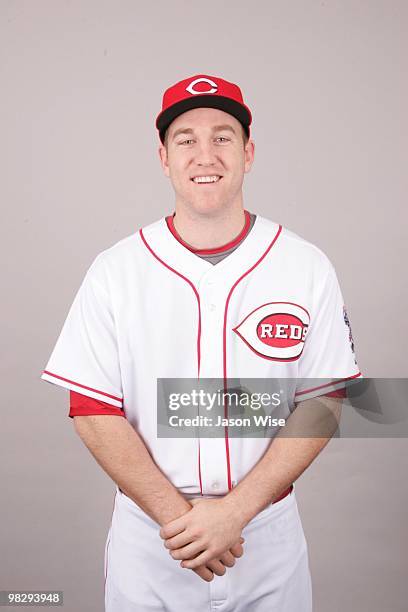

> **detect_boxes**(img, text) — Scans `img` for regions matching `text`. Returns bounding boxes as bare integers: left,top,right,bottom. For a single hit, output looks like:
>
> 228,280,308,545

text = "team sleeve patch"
343,305,357,364
293,264,362,400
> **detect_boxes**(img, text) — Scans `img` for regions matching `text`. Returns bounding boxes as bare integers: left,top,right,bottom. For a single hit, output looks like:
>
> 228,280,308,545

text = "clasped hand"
159,497,245,582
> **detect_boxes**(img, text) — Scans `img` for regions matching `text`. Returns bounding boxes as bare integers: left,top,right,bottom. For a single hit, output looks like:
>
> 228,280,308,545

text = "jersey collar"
165,210,252,256
140,214,282,289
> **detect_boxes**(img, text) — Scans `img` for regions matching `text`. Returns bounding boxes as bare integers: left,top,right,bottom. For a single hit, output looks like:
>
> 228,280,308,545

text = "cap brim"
156,95,251,143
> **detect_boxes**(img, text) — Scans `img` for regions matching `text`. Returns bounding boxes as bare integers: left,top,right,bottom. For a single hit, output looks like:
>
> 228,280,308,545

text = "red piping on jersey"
139,229,202,378
222,224,283,491
139,227,203,495
198,444,203,494
42,370,123,403
295,372,362,397
166,210,251,255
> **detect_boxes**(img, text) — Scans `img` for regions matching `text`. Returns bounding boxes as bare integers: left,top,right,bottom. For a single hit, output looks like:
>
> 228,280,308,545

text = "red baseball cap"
155,74,252,144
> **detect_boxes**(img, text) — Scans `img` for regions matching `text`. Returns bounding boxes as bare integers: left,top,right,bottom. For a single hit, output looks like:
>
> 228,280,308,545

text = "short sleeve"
41,256,123,409
295,262,362,402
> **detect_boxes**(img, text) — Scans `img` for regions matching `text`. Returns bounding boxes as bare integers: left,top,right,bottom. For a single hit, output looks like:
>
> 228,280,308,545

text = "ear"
244,139,255,173
158,144,170,178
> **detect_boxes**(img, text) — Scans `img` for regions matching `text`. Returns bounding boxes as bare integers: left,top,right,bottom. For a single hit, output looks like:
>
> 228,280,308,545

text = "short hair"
164,123,249,150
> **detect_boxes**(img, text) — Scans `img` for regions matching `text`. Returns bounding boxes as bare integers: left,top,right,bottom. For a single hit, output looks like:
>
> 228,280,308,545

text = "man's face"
158,107,255,215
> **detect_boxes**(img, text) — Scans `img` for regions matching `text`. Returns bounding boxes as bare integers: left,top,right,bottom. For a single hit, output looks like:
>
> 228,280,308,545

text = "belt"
273,484,293,504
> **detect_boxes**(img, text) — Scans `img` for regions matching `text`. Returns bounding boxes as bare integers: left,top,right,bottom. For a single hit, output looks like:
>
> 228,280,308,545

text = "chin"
189,199,227,216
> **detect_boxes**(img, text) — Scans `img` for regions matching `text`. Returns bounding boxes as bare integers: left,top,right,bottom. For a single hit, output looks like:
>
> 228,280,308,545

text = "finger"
164,532,195,550
229,542,244,558
170,541,204,561
181,551,212,569
206,559,227,576
159,518,187,540
193,566,214,582
219,551,236,567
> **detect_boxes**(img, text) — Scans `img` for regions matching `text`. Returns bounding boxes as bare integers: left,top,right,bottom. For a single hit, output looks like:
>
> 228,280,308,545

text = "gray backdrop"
1,1,407,610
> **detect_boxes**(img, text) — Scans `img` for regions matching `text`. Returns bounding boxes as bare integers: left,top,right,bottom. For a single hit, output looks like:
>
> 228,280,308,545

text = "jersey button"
211,481,220,490
209,303,216,312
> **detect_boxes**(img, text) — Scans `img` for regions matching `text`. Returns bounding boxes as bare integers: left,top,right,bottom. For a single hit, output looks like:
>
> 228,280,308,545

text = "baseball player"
41,74,361,611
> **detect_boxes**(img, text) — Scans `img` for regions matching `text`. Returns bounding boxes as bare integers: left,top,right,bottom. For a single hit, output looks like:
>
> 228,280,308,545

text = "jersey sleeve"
69,391,125,418
41,255,123,409
295,262,362,403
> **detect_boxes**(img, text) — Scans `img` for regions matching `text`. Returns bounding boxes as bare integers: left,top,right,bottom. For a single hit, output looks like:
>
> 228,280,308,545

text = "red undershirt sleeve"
69,390,125,418
324,388,347,399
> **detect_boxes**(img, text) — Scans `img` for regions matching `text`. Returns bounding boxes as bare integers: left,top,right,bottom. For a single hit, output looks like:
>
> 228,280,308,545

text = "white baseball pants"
104,487,312,611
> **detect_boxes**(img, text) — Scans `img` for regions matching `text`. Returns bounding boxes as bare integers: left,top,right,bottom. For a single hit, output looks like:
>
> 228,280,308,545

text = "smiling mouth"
191,175,223,184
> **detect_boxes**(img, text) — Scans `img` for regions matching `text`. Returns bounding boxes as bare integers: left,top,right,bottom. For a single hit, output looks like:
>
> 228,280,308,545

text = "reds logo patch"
233,302,310,361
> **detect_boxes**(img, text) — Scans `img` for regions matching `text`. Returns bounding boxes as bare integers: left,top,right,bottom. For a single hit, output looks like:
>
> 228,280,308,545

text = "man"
41,74,361,611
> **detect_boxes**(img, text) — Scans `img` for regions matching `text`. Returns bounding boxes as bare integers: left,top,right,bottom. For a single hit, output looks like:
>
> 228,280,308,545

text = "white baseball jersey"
41,214,361,496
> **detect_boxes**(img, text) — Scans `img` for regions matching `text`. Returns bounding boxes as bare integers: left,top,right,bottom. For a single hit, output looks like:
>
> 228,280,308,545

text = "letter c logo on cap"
186,77,218,95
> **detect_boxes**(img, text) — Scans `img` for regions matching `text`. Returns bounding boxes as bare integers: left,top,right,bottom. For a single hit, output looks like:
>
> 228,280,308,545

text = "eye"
178,139,194,145
216,137,230,143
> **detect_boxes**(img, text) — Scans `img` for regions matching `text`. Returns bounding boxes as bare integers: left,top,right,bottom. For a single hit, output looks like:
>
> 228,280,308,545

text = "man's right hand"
193,537,245,582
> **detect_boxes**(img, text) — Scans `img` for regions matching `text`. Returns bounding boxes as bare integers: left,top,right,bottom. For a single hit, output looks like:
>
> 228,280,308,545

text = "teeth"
192,175,221,183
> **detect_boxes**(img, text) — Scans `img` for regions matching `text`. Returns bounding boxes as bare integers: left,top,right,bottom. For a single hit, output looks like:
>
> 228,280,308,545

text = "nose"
194,140,218,167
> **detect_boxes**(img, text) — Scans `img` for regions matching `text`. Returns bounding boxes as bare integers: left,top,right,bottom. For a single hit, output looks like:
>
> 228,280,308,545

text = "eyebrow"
171,124,237,141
